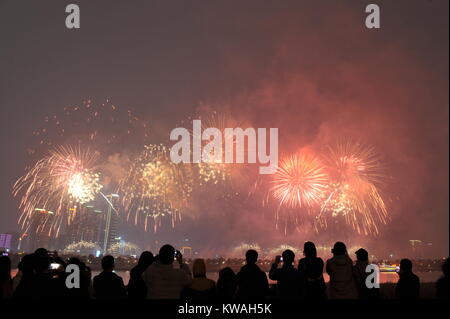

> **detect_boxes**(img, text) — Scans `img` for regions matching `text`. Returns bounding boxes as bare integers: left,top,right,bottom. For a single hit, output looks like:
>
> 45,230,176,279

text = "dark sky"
0,1,448,257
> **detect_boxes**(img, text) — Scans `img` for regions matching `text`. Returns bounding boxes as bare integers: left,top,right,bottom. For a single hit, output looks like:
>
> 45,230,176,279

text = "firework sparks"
63,241,101,254
232,243,261,257
13,145,103,237
269,244,300,255
29,99,150,156
109,241,141,256
67,171,102,204
119,144,193,231
184,109,246,186
317,141,388,235
271,152,328,209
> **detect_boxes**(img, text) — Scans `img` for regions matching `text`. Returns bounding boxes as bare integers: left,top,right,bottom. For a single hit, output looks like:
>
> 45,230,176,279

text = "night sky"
0,1,448,257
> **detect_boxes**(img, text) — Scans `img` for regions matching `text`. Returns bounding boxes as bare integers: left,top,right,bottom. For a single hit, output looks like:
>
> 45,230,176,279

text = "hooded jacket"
142,261,192,299
326,255,358,299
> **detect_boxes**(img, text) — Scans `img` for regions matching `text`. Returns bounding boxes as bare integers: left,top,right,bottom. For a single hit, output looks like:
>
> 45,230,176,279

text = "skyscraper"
101,193,120,254
65,205,104,247
22,208,55,252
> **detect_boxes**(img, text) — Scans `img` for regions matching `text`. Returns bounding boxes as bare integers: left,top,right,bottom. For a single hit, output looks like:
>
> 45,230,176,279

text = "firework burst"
119,144,193,232
271,152,328,209
184,108,249,187
317,141,388,235
13,145,103,237
195,110,236,185
265,152,328,234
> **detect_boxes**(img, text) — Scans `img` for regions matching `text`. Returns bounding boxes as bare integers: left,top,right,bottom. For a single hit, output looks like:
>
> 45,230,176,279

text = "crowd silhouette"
0,241,448,300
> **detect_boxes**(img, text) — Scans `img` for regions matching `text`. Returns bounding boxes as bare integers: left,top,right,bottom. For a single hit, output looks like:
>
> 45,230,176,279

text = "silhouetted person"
48,258,72,300
34,248,48,260
127,251,154,299
66,257,91,299
236,249,269,299
436,257,449,299
29,254,54,299
395,259,420,299
353,248,379,299
298,241,326,299
181,259,216,300
269,250,304,299
12,257,24,293
93,255,127,299
12,254,35,299
0,256,13,299
326,242,358,299
217,267,237,299
142,245,192,299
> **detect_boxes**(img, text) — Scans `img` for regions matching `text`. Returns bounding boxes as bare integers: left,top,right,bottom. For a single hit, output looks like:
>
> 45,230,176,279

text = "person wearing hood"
325,242,358,299
181,259,216,300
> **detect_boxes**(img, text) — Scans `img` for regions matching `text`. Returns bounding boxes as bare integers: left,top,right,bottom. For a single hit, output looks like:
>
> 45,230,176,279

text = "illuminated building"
409,240,423,259
101,193,120,253
22,208,55,252
0,234,12,250
65,205,105,246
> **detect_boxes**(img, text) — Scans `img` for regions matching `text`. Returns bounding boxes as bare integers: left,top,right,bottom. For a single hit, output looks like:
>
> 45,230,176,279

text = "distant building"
21,209,56,252
100,194,120,254
409,240,423,259
0,234,12,250
65,205,104,246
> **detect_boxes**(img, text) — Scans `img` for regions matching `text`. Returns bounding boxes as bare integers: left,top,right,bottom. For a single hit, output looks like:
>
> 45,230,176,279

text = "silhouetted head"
218,267,236,280
245,250,258,264
193,259,207,278
34,255,50,273
303,241,317,258
34,248,48,258
355,248,369,261
399,259,413,274
217,267,237,296
138,251,154,267
0,256,11,281
159,244,175,265
19,254,35,277
442,257,450,277
282,250,295,264
101,255,115,271
332,242,347,256
68,257,81,266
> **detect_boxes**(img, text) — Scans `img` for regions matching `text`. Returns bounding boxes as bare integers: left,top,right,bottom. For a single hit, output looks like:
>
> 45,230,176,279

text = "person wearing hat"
353,248,379,299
